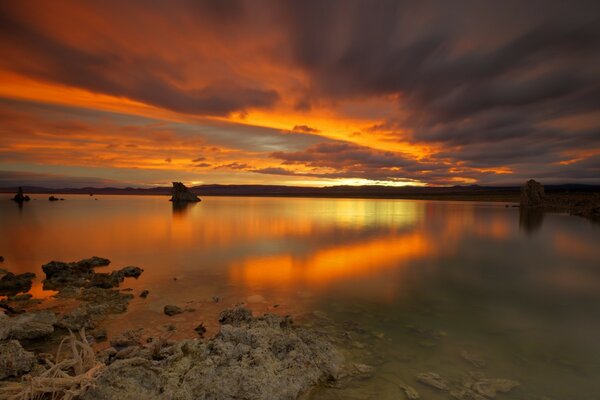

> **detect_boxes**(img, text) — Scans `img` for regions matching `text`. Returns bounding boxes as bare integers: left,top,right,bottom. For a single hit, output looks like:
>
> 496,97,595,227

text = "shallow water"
1,194,600,398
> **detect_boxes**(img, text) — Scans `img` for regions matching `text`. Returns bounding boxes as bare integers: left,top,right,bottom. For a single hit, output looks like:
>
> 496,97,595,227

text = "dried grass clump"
0,329,105,400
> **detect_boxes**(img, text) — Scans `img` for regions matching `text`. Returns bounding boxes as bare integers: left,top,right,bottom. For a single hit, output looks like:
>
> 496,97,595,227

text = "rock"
416,372,449,391
212,295,221,303
400,384,420,399
42,257,110,289
140,290,149,298
352,363,374,375
118,266,143,278
460,350,486,368
164,305,183,316
56,304,99,330
0,311,57,340
0,340,36,379
194,323,207,337
76,256,111,268
97,347,118,365
450,387,487,400
0,256,4,262
11,187,31,203
0,271,35,296
83,308,344,400
49,195,59,201
89,328,107,341
87,272,124,289
520,179,545,208
169,181,200,203
218,306,252,325
110,329,143,348
470,378,520,398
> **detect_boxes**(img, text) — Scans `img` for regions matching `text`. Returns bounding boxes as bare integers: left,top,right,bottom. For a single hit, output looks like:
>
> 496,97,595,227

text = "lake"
1,194,599,399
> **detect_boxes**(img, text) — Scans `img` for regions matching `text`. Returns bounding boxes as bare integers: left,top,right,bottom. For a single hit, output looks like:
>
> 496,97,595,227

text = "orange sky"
0,1,598,188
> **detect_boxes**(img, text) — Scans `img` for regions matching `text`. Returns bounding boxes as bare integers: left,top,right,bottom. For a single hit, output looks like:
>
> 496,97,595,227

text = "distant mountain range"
1,183,599,200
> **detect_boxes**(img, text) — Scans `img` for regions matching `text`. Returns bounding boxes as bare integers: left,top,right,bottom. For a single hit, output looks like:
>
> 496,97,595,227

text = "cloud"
0,1,599,185
291,125,320,134
0,3,279,116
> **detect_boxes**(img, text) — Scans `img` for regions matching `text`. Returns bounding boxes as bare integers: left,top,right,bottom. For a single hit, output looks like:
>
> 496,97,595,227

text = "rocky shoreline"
0,257,370,400
0,256,524,400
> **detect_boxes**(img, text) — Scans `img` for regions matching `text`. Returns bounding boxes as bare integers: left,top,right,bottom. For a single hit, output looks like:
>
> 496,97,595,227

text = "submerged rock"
0,340,36,379
11,187,31,203
164,305,183,316
0,256,4,263
0,271,35,296
460,350,486,368
416,372,449,391
139,290,149,298
169,182,200,203
520,179,545,208
83,307,344,400
470,378,520,398
194,323,207,337
0,310,57,340
400,384,420,399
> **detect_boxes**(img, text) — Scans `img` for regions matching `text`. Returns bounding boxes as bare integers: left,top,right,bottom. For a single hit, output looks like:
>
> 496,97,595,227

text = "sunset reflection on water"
1,195,600,398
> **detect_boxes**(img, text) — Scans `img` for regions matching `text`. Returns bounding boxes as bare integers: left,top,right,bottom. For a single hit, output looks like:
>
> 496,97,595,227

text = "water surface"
1,194,599,398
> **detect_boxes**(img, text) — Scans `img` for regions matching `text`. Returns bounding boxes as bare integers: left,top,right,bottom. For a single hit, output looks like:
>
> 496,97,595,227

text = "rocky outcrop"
169,182,200,203
0,271,35,296
520,179,545,208
42,256,111,289
163,305,183,316
0,340,36,379
11,187,30,203
0,310,57,340
82,307,345,400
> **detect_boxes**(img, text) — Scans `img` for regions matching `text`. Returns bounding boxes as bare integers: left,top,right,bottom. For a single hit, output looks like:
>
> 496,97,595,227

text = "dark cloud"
272,0,600,183
0,3,279,116
269,141,432,182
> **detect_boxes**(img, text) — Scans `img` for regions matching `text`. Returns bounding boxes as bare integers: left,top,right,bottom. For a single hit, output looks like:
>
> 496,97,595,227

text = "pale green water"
1,194,599,398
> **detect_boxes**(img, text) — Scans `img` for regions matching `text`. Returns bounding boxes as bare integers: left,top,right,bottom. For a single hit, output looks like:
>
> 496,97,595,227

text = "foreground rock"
169,181,200,203
0,271,35,296
0,340,36,379
57,288,134,330
83,307,345,400
42,257,143,291
0,310,57,340
11,187,30,203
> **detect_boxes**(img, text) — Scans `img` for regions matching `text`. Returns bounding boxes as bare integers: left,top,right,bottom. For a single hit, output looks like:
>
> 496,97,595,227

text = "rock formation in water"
169,182,200,203
0,269,35,296
11,187,31,203
520,179,545,208
519,179,600,222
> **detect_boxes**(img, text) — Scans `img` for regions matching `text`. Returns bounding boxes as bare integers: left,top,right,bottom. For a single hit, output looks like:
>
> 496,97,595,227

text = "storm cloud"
0,0,599,186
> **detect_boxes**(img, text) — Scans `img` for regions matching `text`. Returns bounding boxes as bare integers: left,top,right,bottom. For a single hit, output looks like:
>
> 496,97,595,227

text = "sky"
0,0,599,188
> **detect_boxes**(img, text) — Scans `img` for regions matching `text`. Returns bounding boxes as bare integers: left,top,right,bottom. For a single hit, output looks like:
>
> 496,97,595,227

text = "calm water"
1,194,600,398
